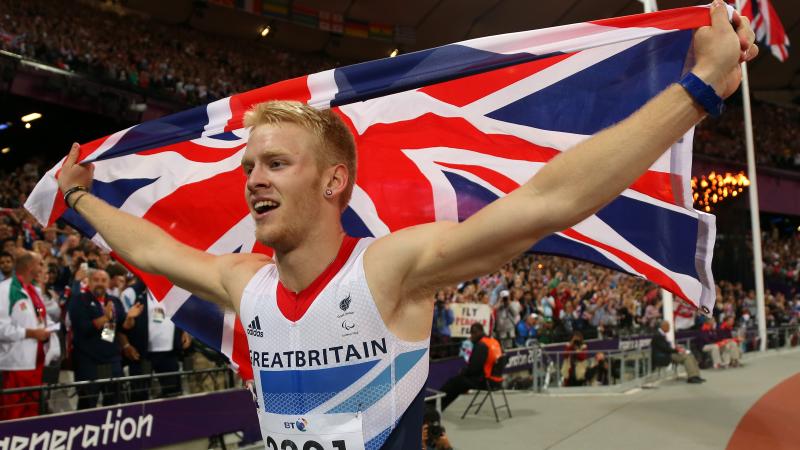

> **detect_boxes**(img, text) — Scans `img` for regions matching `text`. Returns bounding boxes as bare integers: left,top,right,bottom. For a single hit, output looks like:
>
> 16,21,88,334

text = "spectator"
440,323,502,411
561,331,589,386
431,295,454,358
651,321,705,384
493,291,516,349
515,313,539,347
124,290,188,401
0,251,59,420
0,252,14,282
67,269,139,409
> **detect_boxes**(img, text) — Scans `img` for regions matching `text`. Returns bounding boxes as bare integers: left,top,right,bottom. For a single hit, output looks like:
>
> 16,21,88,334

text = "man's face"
88,271,110,298
660,321,670,333
242,123,327,252
2,240,15,254
0,256,13,276
112,275,126,289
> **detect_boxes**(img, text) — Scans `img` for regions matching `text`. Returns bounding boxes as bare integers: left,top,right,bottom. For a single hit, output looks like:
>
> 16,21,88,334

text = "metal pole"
735,0,768,352
662,289,675,346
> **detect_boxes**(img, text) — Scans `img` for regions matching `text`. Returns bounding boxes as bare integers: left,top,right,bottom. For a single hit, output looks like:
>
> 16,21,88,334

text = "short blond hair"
243,100,357,207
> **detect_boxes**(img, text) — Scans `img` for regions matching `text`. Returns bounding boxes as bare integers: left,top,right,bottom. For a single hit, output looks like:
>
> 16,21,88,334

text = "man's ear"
324,163,349,197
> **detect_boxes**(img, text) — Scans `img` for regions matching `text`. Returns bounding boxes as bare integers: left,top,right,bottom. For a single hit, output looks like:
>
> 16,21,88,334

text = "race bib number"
257,411,365,450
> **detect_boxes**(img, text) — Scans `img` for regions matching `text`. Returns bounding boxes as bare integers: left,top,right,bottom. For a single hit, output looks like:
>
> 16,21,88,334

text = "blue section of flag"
595,195,699,277
62,177,158,238
442,171,498,222
342,206,374,238
92,106,210,161
331,44,560,106
487,30,692,135
171,296,225,349
532,234,627,274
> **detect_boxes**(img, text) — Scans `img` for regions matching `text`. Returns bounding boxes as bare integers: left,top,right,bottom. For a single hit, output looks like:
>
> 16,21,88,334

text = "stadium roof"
128,0,799,93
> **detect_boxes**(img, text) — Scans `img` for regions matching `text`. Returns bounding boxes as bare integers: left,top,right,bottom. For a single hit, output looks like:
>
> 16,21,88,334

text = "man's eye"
270,161,285,169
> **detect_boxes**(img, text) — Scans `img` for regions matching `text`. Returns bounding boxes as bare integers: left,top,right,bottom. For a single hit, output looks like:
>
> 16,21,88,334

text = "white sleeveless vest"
239,238,429,450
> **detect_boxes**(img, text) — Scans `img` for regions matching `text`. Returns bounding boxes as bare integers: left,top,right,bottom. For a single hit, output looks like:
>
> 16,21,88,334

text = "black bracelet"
71,192,89,210
63,186,88,207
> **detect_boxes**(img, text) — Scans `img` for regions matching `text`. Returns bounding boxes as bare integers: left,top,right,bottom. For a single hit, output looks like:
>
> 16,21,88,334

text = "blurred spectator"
493,291,516,349
440,323,502,411
0,251,59,420
651,321,705,384
431,295,454,359
561,331,588,386
0,252,14,281
124,290,188,401
515,313,538,347
67,269,137,409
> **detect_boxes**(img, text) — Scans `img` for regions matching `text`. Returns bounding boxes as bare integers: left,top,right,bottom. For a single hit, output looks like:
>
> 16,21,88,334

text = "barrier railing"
0,366,232,419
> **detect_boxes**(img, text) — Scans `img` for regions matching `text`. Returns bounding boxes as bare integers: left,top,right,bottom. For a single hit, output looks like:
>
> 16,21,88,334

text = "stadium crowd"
0,0,337,105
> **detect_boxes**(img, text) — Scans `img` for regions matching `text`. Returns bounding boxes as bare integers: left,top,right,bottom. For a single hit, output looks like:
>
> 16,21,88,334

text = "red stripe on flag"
561,228,692,303
590,6,710,31
224,75,312,132
138,141,246,163
419,53,574,107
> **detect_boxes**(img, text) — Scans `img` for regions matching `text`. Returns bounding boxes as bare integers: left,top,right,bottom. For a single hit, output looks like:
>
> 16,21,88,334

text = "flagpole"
639,0,679,343
736,0,767,352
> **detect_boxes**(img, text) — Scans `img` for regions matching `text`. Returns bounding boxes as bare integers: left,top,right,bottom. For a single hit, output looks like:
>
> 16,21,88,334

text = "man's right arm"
58,145,267,312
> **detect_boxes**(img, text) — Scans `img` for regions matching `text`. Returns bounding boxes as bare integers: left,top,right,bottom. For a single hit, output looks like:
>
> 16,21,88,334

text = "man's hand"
25,328,51,342
692,0,758,99
181,331,192,350
123,344,141,361
126,302,144,320
104,301,115,320
57,143,95,193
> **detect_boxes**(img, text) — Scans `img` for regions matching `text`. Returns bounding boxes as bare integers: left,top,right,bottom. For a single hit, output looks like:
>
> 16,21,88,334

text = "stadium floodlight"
261,26,271,37
21,113,42,123
389,48,399,58
25,123,31,129
0,122,10,131
1,147,9,154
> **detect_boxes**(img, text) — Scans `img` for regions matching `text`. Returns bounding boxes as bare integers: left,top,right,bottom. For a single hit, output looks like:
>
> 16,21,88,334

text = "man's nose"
246,166,271,192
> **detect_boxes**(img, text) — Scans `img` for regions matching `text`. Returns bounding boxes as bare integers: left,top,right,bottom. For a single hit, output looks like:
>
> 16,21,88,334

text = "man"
0,251,57,420
431,296,454,358
494,290,516,348
67,269,142,409
439,323,502,411
515,313,538,347
55,4,754,447
651,320,705,384
124,288,191,401
0,251,13,282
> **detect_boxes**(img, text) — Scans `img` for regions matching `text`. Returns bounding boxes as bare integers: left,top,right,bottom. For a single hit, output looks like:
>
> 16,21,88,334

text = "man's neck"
274,226,346,293
15,272,32,286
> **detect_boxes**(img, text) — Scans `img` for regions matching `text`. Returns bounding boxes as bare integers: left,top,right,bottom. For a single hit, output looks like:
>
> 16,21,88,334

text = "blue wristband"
678,72,724,118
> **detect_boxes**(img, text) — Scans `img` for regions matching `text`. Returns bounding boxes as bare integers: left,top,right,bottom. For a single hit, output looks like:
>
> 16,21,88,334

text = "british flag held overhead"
739,0,790,61
27,6,722,379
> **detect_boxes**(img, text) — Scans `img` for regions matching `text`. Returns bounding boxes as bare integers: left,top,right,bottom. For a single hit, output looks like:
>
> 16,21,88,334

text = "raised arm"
56,145,267,312
367,1,756,301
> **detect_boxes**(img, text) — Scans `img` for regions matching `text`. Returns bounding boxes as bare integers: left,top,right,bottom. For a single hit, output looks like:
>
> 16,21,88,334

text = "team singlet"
239,237,430,450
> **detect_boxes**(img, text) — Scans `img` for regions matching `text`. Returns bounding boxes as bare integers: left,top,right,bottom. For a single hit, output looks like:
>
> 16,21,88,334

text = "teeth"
254,200,278,211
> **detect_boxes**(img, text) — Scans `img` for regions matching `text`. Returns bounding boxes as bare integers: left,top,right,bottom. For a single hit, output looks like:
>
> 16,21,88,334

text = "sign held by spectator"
450,303,491,338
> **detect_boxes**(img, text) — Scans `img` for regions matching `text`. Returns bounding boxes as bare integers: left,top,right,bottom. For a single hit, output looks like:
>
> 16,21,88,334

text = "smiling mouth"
253,200,280,215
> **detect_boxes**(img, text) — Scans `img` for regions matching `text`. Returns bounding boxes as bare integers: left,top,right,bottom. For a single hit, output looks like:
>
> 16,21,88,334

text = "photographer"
561,331,589,386
494,290,516,349
422,406,453,450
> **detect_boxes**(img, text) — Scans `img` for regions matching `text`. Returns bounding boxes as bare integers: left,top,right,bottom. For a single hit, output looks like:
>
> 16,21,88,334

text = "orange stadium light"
691,171,749,212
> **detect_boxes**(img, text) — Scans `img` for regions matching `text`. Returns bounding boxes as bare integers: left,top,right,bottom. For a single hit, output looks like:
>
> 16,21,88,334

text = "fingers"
65,143,80,167
709,0,731,30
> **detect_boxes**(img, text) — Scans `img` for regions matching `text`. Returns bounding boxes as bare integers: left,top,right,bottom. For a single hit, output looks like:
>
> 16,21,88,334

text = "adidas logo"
246,316,264,338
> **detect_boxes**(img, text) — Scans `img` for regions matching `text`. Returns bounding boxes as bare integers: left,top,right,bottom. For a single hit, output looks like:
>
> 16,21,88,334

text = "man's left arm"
366,2,756,301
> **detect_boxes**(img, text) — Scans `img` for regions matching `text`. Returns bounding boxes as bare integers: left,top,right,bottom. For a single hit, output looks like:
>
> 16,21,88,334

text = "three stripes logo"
246,316,264,338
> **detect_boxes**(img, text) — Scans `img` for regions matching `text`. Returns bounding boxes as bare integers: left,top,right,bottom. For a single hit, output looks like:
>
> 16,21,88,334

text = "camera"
423,406,446,448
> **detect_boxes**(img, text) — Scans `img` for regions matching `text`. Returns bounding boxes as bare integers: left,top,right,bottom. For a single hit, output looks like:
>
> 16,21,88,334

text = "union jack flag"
26,6,721,379
738,0,790,61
